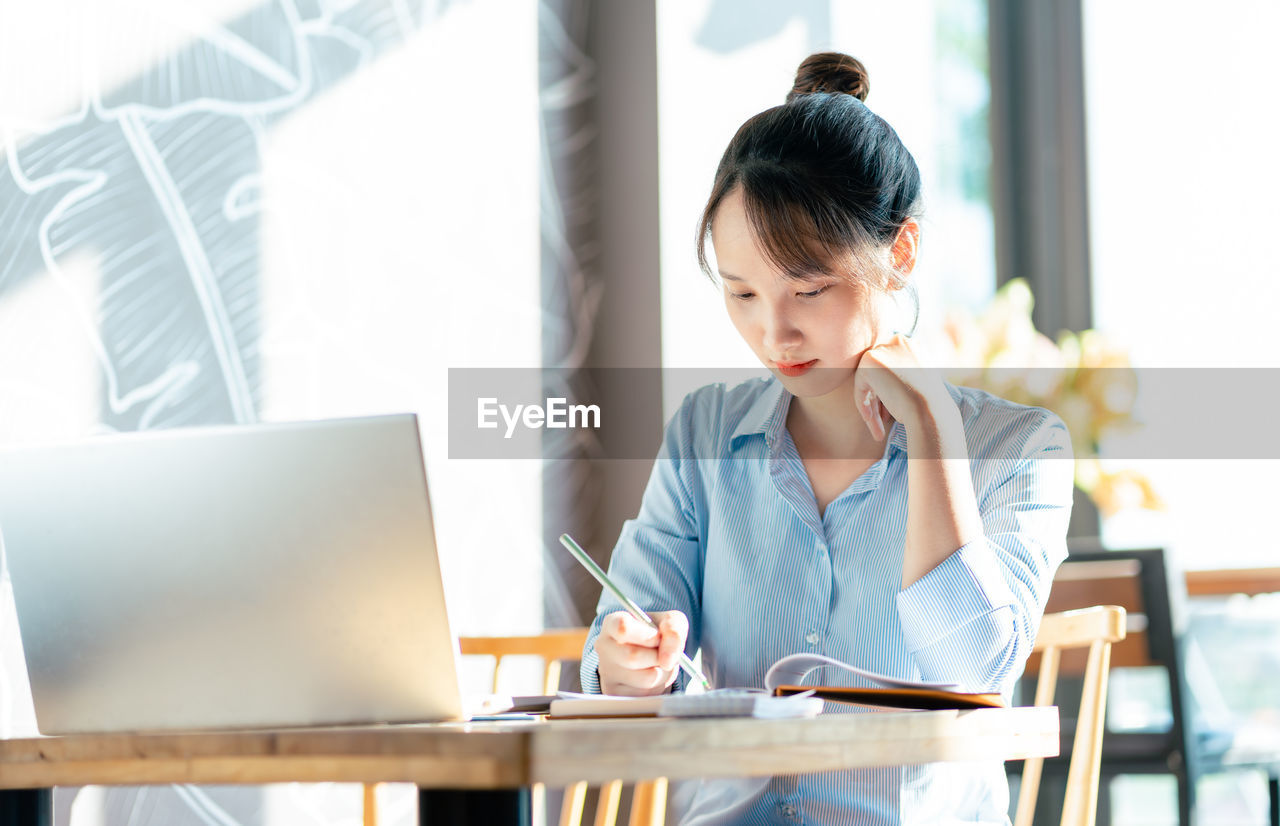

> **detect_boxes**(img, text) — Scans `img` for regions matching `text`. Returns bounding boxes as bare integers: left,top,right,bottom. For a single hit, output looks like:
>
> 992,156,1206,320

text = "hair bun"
787,52,870,103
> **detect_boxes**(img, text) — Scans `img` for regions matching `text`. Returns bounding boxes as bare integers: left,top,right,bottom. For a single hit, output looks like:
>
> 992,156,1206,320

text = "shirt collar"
729,378,790,451
730,378,965,456
887,419,908,454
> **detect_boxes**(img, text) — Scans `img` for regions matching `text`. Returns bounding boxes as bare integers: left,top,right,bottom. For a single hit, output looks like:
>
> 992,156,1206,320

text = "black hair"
696,52,923,331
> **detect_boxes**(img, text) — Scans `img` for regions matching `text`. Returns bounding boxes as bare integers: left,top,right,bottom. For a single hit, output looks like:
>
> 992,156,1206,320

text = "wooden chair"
1032,545,1280,826
1014,605,1127,826
1037,545,1195,826
362,629,667,826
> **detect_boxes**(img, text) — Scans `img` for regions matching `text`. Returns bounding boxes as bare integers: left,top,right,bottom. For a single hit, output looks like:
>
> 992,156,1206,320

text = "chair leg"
363,783,378,826
627,779,666,826
1268,774,1278,826
1061,640,1110,826
1176,767,1192,826
559,781,587,826
593,781,622,826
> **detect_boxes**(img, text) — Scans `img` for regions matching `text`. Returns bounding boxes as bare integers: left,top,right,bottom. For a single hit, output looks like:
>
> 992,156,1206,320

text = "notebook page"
763,653,959,692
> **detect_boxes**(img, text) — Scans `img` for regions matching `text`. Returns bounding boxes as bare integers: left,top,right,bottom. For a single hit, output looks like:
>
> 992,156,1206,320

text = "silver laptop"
0,414,465,734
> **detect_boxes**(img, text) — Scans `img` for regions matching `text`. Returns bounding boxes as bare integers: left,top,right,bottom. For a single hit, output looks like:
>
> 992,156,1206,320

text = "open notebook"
764,653,1004,711
548,653,1003,719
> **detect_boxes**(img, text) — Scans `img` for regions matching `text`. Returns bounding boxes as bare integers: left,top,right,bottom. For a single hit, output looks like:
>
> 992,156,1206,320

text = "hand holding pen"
559,534,712,694
596,609,694,695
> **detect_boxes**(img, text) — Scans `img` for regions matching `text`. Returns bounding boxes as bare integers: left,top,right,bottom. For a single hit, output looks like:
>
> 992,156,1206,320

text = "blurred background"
1,0,1277,823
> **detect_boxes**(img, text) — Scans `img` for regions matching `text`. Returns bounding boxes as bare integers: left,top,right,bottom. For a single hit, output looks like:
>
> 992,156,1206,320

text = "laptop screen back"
0,413,463,734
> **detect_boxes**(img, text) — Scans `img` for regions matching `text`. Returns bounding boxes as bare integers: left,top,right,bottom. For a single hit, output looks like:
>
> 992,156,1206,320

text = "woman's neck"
785,381,885,461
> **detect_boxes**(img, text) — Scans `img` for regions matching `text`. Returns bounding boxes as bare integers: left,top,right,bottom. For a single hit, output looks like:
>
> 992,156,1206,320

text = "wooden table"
0,707,1059,825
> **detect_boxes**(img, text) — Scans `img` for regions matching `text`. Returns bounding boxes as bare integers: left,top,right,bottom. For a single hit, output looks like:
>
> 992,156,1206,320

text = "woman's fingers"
856,343,914,440
613,640,662,669
597,610,688,695
603,610,660,645
861,388,886,441
605,666,672,695
600,613,659,667
855,348,889,441
654,610,690,671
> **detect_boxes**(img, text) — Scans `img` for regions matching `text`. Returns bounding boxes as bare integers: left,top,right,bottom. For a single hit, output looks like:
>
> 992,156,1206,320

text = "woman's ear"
889,219,920,281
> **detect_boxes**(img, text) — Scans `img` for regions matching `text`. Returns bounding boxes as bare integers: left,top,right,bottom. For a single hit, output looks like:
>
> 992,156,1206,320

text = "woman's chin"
772,366,854,398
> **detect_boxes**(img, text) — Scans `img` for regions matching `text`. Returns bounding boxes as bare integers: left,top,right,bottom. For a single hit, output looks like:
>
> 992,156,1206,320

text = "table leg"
1268,774,1278,826
0,789,52,826
418,788,531,826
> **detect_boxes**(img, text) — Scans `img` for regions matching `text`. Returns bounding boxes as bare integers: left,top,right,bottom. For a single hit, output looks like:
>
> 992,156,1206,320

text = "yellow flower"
1087,467,1167,519
941,279,1163,515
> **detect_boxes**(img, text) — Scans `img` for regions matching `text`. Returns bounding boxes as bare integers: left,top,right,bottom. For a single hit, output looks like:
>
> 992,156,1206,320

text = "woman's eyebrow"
718,272,743,282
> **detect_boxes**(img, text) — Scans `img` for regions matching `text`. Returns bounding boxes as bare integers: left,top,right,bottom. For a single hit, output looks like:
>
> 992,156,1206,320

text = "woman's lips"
775,359,817,377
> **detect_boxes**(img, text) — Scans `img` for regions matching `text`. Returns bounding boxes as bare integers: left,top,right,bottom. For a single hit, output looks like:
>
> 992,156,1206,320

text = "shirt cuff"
580,644,603,694
896,539,1017,667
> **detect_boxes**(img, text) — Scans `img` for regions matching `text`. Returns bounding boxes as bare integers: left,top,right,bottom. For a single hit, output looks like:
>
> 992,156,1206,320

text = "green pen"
559,533,713,692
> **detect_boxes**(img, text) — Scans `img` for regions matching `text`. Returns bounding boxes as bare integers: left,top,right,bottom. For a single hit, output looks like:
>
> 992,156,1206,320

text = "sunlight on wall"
258,0,541,636
0,253,102,445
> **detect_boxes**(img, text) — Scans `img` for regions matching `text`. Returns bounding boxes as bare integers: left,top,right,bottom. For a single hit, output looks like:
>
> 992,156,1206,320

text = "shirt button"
805,631,819,646
781,803,798,819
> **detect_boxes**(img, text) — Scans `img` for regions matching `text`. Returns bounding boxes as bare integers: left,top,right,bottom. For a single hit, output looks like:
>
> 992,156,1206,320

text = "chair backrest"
459,629,666,826
1015,605,1127,826
1032,545,1192,766
1039,544,1184,671
1023,544,1203,826
460,628,592,695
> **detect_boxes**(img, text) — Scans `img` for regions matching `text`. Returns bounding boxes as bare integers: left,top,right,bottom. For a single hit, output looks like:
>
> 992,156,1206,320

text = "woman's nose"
761,306,802,354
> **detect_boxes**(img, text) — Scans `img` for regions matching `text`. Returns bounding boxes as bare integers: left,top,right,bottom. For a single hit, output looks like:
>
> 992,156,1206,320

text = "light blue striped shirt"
581,376,1074,826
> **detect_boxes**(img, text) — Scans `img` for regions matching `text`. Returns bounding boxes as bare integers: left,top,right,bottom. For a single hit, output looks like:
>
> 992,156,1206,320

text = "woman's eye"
730,292,755,301
799,285,830,298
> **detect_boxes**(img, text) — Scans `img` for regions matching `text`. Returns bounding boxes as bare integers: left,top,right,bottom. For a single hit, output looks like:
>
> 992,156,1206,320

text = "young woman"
581,52,1074,825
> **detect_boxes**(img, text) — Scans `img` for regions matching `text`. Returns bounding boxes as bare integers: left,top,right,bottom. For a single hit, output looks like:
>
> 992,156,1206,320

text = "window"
1083,0,1280,566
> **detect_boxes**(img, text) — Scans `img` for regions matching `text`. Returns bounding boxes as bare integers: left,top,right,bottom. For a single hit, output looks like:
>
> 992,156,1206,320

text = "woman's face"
711,187,885,399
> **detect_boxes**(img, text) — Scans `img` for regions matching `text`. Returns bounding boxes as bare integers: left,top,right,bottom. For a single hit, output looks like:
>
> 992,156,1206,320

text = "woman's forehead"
709,188,753,244
714,231,840,286
716,187,859,279
717,264,829,286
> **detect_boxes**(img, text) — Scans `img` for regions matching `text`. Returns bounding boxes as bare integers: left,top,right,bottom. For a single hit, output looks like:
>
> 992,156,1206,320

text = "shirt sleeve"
895,407,1074,694
580,392,706,694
